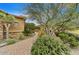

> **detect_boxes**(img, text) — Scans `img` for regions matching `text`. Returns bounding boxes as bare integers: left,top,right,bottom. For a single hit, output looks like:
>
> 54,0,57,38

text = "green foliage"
58,32,79,48
31,35,70,55
0,10,16,23
18,34,25,40
23,29,32,36
23,23,38,36
58,32,70,43
69,36,79,48
6,39,16,45
26,4,79,33
26,23,36,30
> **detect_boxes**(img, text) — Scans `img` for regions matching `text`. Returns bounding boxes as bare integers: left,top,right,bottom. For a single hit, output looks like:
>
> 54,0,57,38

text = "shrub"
18,34,25,40
58,32,79,48
58,32,69,43
23,23,38,36
31,35,70,55
6,39,16,45
69,36,79,48
23,29,32,36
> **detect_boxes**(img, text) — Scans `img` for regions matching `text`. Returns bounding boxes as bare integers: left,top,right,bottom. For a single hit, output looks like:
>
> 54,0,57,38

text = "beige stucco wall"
9,18,25,32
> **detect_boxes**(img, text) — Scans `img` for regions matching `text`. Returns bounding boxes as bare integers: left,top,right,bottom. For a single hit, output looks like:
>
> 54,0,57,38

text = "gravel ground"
0,32,38,55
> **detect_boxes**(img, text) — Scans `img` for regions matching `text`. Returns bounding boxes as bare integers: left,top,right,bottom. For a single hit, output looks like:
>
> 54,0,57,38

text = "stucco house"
0,10,25,39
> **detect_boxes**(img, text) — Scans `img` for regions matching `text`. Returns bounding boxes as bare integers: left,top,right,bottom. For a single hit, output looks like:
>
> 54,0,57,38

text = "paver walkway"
71,47,79,55
0,32,38,55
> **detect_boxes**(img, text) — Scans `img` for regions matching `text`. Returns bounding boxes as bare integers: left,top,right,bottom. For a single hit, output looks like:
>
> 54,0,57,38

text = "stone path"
0,32,38,55
71,47,79,55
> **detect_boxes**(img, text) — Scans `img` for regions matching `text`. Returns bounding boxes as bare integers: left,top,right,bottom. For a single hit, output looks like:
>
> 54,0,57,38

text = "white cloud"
26,19,40,26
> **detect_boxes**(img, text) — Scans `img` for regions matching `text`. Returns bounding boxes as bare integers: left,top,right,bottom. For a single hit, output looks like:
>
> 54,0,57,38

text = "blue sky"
0,3,38,25
0,3,28,15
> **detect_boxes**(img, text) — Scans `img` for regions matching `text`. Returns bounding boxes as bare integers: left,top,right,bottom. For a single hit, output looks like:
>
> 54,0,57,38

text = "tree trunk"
4,23,10,39
44,26,56,36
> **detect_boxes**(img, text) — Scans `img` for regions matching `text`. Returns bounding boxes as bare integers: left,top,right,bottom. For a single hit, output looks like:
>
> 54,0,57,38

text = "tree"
23,23,39,36
0,11,18,39
25,3,79,36
53,4,79,32
25,4,61,36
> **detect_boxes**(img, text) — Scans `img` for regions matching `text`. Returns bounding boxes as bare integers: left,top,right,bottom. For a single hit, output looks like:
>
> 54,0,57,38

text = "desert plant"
58,32,79,48
23,23,37,36
23,29,32,36
6,39,16,45
18,34,25,40
31,35,70,55
58,32,70,43
69,36,79,48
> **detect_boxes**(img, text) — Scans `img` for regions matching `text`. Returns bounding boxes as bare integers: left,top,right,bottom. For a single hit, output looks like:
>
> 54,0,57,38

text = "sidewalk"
0,32,38,55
